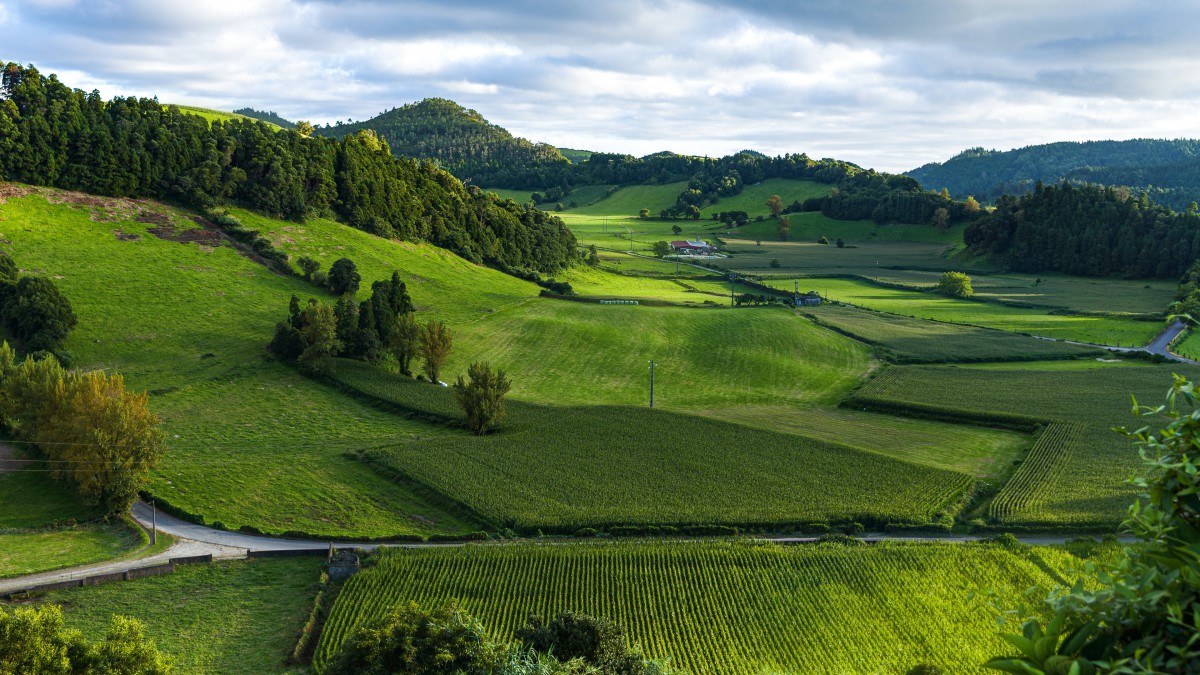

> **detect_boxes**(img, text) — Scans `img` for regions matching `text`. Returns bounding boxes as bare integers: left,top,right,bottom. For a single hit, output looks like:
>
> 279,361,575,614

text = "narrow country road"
0,500,1133,596
1033,317,1198,364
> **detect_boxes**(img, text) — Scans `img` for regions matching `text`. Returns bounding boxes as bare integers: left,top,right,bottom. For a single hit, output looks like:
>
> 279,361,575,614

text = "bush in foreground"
0,605,172,674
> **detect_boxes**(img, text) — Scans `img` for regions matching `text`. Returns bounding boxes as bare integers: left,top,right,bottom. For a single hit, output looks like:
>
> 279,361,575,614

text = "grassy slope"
698,178,830,218
169,105,282,130
852,363,1200,526
0,188,483,538
316,541,1080,675
15,557,319,674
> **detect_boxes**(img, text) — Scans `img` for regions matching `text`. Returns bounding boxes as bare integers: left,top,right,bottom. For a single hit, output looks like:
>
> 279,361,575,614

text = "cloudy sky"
3,0,1198,172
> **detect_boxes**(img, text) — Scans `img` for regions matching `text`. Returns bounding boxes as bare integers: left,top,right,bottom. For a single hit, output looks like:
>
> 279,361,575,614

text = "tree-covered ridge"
907,139,1200,211
232,107,296,129
964,181,1200,278
0,63,576,274
314,98,571,189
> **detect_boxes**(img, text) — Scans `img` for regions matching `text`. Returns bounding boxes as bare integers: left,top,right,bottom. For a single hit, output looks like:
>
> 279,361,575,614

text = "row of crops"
850,363,1195,527
989,423,1082,520
313,540,1088,674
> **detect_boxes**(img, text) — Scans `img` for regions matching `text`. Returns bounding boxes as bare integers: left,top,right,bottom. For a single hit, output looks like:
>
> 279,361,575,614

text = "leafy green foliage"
937,271,974,298
323,602,504,675
517,612,647,675
326,258,360,296
984,375,1200,674
419,319,453,383
231,107,295,129
1,274,77,353
452,361,512,435
0,605,171,674
316,541,1082,674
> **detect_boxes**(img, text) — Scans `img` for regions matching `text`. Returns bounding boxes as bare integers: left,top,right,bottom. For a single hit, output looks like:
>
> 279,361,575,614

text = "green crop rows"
850,363,1198,527
314,540,1080,674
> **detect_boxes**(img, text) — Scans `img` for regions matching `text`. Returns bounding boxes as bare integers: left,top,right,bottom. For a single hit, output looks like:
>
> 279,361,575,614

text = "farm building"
671,240,714,254
796,292,822,307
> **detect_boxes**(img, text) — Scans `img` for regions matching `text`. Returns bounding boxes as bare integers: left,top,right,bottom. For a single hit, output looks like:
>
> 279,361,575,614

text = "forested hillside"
0,63,576,273
907,139,1200,211
964,181,1200,277
315,98,571,189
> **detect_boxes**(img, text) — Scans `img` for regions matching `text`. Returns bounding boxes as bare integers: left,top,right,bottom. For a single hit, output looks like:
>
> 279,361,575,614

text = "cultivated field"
851,363,1197,527
314,540,1106,674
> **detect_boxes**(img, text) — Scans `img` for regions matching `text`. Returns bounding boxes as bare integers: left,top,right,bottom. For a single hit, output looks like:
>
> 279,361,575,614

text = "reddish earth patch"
112,229,141,242
135,211,172,227
0,184,35,204
147,224,223,244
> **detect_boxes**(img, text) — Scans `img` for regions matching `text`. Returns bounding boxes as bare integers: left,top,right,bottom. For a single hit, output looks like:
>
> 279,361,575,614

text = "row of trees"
0,63,576,274
0,345,162,515
326,604,677,675
964,181,1200,278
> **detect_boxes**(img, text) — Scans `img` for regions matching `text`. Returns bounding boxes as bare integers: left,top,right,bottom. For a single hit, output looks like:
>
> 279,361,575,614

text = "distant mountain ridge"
313,98,570,188
907,139,1200,211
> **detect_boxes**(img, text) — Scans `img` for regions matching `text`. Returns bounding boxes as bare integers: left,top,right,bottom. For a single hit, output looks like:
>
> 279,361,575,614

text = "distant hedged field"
313,540,1110,675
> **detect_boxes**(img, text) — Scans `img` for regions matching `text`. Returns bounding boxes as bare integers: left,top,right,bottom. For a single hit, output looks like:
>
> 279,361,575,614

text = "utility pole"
648,360,656,408
729,273,737,307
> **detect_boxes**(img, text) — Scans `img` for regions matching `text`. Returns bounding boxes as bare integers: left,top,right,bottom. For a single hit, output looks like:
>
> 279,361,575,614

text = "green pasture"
0,189,478,538
720,236,967,276
861,270,1175,315
0,450,106,528
167,105,281,130
316,540,1090,674
1173,328,1200,360
17,557,320,674
727,211,965,243
805,304,1104,363
0,521,147,579
591,250,713,278
569,181,689,218
697,178,831,218
851,362,1199,527
561,265,760,304
448,300,870,408
770,277,1161,346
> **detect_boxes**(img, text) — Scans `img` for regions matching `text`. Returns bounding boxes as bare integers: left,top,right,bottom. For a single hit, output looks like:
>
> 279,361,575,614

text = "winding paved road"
1035,318,1198,364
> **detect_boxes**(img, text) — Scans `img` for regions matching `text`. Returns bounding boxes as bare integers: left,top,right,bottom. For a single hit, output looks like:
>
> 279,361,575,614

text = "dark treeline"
964,181,1200,278
0,63,576,274
907,139,1200,212
315,98,572,190
232,107,296,129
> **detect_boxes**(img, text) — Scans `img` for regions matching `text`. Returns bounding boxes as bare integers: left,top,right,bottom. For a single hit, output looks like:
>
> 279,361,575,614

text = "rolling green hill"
314,98,571,188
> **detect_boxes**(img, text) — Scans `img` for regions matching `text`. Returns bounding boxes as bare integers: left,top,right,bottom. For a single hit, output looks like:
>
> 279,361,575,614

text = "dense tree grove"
0,344,163,515
0,63,576,274
964,181,1200,278
907,139,1200,211
0,605,172,674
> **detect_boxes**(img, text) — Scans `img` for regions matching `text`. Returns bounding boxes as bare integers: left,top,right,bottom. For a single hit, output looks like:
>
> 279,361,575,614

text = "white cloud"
3,0,1199,172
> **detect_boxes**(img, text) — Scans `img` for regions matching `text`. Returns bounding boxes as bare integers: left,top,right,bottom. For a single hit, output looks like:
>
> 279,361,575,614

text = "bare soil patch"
0,184,35,204
147,223,223,245
112,229,141,242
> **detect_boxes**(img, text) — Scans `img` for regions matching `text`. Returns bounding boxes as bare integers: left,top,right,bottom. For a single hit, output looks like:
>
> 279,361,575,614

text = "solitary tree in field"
671,224,682,235
651,241,672,258
931,207,950,230
419,320,453,383
452,361,512,435
327,258,360,296
767,194,783,217
778,216,790,241
937,271,973,298
639,208,650,220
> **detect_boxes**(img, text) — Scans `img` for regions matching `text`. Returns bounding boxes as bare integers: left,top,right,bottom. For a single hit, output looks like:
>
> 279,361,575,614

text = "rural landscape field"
2,3,1200,674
